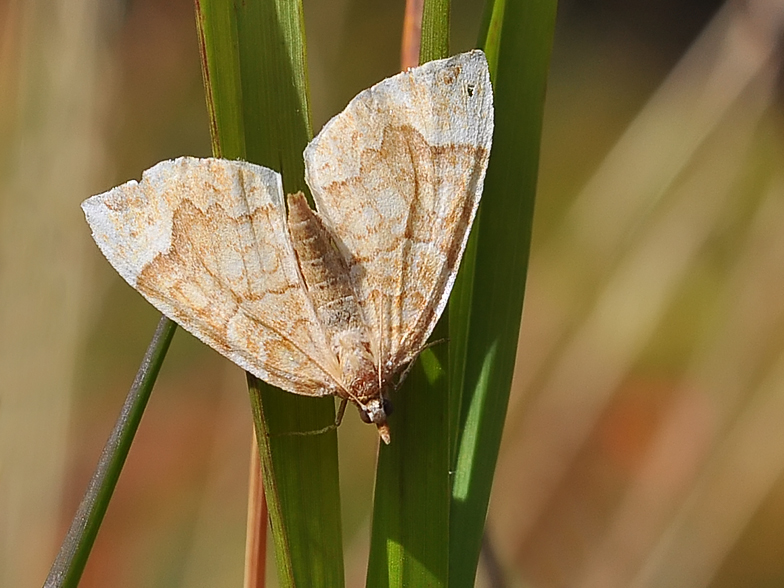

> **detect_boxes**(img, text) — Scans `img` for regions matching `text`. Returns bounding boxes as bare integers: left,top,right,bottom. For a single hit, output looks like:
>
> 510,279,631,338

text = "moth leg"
274,397,349,438
334,397,349,426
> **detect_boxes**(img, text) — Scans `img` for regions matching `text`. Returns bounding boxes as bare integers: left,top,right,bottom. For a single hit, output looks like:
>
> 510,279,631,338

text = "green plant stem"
44,316,177,588
195,0,344,585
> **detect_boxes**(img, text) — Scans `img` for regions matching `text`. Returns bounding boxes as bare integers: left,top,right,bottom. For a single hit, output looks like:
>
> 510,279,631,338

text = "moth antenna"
395,337,449,389
377,290,384,391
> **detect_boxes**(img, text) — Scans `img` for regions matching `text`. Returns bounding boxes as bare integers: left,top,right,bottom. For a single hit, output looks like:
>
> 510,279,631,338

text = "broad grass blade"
366,2,451,587
448,0,558,585
195,1,344,586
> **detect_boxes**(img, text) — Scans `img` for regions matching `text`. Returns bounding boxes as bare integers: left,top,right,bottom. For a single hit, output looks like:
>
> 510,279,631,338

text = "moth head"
357,396,392,444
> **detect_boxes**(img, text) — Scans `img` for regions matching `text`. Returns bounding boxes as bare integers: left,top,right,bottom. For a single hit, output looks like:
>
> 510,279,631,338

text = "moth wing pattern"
304,50,494,369
82,157,342,397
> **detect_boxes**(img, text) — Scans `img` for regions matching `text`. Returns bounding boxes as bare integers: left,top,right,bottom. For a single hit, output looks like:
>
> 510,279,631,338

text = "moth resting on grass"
82,50,494,443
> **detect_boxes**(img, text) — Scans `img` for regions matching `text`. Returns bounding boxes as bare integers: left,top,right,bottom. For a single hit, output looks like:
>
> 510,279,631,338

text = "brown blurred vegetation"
3,0,784,587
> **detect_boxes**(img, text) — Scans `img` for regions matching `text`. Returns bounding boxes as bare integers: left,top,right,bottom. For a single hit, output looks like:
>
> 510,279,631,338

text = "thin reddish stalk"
401,0,424,69
244,433,268,588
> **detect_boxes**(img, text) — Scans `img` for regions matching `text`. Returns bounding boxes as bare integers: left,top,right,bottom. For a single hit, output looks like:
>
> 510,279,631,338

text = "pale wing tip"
80,192,99,222
81,187,120,255
411,50,494,149
419,49,491,90
408,48,488,72
449,48,488,70
303,49,493,175
81,185,146,289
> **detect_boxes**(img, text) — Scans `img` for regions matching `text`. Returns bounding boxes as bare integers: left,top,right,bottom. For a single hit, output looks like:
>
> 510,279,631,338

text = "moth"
82,50,494,443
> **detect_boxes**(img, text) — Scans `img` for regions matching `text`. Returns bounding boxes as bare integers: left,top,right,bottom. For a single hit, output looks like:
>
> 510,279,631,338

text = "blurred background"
2,0,784,586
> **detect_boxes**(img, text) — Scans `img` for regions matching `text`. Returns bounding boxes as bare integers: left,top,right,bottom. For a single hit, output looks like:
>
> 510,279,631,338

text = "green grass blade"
419,0,450,63
44,317,177,588
367,348,451,588
448,0,558,585
476,0,505,81
195,1,343,586
447,0,504,471
247,379,344,586
194,0,244,159
366,2,451,587
233,0,313,189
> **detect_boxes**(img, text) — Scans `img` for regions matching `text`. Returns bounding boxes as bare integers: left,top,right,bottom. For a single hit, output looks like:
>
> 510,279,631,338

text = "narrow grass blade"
194,0,244,159
366,2,452,587
419,0,450,63
44,317,177,588
195,1,344,586
448,0,558,585
247,378,344,587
